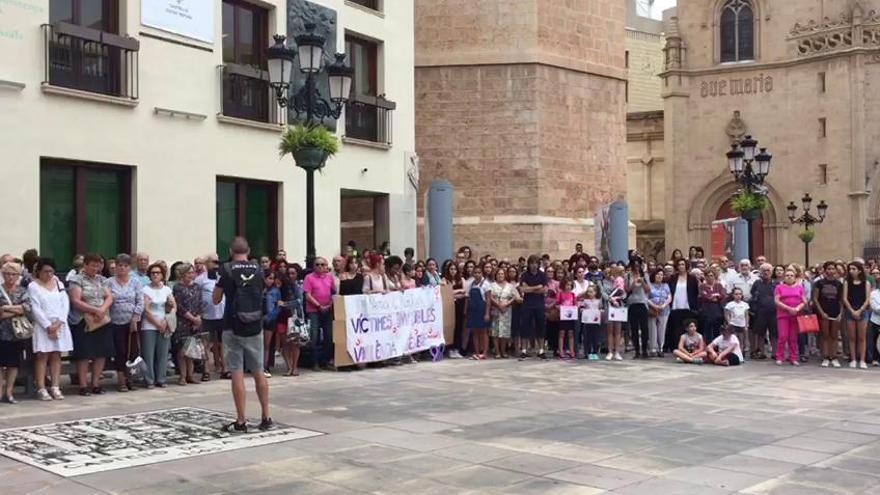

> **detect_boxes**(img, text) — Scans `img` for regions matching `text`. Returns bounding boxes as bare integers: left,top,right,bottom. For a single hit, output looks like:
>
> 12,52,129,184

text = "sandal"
201,373,210,382
186,378,199,385
117,385,129,393
178,379,187,386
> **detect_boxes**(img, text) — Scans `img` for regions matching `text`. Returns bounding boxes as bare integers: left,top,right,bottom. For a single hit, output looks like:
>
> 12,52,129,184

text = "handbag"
165,312,177,335
608,305,628,322
0,285,33,340
182,335,206,359
286,315,311,344
84,312,111,332
797,314,820,334
125,331,148,378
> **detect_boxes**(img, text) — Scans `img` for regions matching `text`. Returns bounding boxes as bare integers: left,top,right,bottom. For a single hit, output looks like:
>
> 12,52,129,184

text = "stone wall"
415,0,627,260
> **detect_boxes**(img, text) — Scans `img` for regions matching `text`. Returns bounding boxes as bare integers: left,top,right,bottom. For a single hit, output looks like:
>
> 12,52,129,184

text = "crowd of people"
1,241,878,408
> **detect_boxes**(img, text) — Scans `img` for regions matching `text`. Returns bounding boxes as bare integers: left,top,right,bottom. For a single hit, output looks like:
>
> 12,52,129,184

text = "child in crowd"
580,284,603,360
606,266,626,361
673,320,706,364
707,325,744,366
724,287,750,358
556,278,577,359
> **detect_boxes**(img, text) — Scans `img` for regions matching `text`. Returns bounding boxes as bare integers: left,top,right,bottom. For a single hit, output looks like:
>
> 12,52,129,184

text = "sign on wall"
141,1,215,43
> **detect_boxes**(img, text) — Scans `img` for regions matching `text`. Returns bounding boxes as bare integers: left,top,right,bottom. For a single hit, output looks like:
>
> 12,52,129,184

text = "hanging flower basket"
798,229,815,244
279,124,339,171
731,191,769,220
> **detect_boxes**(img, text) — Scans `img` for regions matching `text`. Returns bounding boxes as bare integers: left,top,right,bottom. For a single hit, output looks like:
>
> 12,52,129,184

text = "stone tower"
415,0,628,260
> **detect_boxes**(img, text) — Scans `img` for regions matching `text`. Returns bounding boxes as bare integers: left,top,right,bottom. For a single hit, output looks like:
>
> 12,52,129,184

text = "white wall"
0,0,415,264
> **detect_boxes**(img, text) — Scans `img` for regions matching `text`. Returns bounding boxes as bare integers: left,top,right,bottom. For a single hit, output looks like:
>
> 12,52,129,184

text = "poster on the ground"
0,407,322,477
334,285,452,365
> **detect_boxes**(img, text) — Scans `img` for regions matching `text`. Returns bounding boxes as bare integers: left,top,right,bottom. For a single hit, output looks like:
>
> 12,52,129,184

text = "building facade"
0,0,415,267
414,0,629,261
626,0,668,262
661,0,880,263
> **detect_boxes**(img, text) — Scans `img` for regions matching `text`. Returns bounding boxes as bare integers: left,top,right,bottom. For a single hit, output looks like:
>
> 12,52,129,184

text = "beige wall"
626,30,665,113
0,0,416,263
415,0,628,261
661,0,880,263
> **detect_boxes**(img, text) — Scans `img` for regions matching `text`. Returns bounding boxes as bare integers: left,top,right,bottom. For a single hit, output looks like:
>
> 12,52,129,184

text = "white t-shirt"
672,278,690,310
724,300,750,328
711,334,744,362
142,285,172,330
463,278,492,302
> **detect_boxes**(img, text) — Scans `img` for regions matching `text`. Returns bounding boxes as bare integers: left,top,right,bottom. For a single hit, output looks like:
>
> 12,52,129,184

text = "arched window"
720,0,754,62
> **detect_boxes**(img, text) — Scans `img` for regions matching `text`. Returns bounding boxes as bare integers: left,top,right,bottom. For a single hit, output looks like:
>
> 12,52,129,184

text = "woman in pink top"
774,268,807,365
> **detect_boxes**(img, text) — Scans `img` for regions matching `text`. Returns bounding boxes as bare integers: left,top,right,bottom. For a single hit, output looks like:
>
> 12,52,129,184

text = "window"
50,0,117,33
40,159,131,269
216,178,278,259
818,72,826,93
818,118,826,138
720,0,754,63
819,164,828,185
221,1,271,122
222,0,267,67
348,0,379,11
345,34,378,97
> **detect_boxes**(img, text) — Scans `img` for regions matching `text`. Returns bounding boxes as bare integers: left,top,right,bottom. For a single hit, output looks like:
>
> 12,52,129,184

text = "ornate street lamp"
727,135,773,261
787,193,828,267
266,23,353,268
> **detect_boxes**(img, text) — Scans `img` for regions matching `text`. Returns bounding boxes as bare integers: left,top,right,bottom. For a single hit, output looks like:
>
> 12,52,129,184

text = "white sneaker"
849,360,857,369
859,361,868,369
448,349,463,359
49,387,64,400
613,352,623,361
775,360,783,366
605,352,614,361
831,359,841,368
36,388,52,401
821,359,830,368
792,361,800,367
873,361,879,367
263,370,272,378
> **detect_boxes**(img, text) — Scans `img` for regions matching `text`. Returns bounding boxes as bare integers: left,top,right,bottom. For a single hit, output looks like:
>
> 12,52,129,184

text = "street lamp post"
266,24,352,268
726,135,773,261
786,193,828,268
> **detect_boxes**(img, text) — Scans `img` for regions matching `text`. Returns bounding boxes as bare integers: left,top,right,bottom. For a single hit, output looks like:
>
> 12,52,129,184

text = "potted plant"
278,124,340,171
730,191,769,220
798,229,815,244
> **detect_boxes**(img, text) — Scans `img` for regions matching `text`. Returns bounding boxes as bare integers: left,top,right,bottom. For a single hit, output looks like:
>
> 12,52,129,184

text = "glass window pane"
80,0,106,30
720,7,737,62
348,38,376,96
84,169,121,260
222,1,235,64
238,7,255,65
738,6,754,60
244,184,270,259
50,0,74,24
40,166,75,271
216,181,237,259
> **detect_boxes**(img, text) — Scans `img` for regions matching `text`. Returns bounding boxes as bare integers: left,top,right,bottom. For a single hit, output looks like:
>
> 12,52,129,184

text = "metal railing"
220,64,281,125
42,23,139,99
345,94,396,146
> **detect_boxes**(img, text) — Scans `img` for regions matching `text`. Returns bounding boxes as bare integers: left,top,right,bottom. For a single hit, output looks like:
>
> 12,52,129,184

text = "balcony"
42,23,139,100
345,94,396,147
219,64,281,126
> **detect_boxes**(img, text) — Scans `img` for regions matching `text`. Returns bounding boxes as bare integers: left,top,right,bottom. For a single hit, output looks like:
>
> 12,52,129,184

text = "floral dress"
490,282,517,338
172,282,202,343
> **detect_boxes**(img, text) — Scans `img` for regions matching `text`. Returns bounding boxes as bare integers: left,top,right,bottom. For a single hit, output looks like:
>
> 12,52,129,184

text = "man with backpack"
213,237,272,432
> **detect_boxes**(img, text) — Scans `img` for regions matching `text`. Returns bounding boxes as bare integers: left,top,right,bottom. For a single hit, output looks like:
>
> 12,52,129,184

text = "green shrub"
278,124,340,158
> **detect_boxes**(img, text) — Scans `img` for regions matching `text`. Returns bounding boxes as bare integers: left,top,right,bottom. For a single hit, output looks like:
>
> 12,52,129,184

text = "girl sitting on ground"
673,320,706,364
707,324,744,367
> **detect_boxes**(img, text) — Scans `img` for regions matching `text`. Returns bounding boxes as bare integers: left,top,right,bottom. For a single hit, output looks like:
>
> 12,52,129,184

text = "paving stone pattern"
2,358,880,494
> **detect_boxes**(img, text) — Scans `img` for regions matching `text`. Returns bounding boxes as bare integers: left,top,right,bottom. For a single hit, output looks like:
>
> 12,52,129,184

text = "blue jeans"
140,330,171,385
308,311,334,366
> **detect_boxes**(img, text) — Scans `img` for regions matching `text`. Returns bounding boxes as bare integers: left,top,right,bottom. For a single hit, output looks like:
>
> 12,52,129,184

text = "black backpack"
224,262,263,336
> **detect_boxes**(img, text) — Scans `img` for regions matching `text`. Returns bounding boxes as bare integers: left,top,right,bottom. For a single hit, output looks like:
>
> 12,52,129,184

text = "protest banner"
333,285,453,366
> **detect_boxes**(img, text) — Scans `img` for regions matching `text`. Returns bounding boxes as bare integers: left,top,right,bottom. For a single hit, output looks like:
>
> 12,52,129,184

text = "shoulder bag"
0,285,33,340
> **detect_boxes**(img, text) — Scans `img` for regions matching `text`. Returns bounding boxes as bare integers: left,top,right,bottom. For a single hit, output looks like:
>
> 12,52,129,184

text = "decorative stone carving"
406,152,420,190
789,13,852,36
287,0,338,130
725,111,748,144
664,16,684,70
789,4,880,56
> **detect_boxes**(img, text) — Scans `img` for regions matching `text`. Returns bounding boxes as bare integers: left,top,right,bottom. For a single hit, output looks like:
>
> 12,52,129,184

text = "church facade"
661,0,880,263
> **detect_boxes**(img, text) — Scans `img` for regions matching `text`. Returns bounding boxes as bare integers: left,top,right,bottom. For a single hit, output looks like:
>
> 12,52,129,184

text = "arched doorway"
716,199,764,258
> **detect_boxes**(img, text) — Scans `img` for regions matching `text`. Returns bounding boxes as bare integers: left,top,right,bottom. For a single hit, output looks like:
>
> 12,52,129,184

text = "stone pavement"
2,357,880,494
